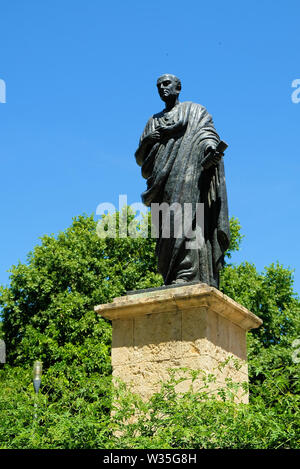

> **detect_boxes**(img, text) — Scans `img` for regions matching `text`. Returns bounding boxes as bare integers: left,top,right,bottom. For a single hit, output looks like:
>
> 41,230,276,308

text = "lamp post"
33,361,43,421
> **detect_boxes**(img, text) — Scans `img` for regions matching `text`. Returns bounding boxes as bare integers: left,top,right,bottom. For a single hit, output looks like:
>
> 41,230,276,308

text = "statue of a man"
135,74,230,289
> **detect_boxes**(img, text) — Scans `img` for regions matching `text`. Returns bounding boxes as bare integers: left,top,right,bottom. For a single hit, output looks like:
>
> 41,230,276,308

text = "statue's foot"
171,278,189,285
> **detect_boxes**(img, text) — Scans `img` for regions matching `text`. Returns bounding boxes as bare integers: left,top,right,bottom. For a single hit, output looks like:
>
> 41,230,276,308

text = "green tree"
0,211,161,368
220,221,300,444
0,211,157,448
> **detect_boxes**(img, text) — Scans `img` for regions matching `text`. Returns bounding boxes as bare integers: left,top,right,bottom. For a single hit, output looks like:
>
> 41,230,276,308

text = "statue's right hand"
146,130,161,142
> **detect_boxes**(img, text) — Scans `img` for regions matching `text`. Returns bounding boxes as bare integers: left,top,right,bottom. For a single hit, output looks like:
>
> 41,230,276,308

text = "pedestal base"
95,283,262,404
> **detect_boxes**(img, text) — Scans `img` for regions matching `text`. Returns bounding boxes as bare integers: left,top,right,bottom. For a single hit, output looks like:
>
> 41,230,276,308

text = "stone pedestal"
95,283,262,404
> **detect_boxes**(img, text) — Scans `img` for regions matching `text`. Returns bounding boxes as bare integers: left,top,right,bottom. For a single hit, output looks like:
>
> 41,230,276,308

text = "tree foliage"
0,212,299,448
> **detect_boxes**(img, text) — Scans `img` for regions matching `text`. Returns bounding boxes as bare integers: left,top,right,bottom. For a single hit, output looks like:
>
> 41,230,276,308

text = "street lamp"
32,361,43,422
33,360,43,394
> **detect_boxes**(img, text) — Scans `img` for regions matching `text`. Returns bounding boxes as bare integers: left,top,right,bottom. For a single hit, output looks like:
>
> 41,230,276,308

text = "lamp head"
33,361,43,394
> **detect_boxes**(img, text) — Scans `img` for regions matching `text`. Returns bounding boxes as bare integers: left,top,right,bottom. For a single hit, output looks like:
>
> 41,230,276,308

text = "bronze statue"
135,74,230,289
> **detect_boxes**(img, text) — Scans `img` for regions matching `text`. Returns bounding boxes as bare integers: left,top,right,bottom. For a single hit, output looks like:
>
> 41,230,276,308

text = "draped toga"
135,101,230,288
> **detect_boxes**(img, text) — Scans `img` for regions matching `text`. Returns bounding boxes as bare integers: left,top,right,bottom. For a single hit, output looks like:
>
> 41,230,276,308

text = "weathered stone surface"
95,283,262,331
95,283,262,404
111,318,134,366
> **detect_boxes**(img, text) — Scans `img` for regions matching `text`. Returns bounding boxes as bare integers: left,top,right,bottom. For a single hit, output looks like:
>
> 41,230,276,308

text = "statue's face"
157,75,180,103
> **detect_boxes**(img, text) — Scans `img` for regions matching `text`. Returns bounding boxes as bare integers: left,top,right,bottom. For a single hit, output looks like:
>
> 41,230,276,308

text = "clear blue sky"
1,0,300,295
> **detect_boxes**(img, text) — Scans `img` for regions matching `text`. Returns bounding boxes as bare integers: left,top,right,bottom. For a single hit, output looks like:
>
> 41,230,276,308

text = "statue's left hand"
203,145,224,168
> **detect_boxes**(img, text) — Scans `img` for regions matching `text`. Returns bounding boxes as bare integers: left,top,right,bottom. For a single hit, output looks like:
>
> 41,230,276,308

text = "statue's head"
157,74,181,103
